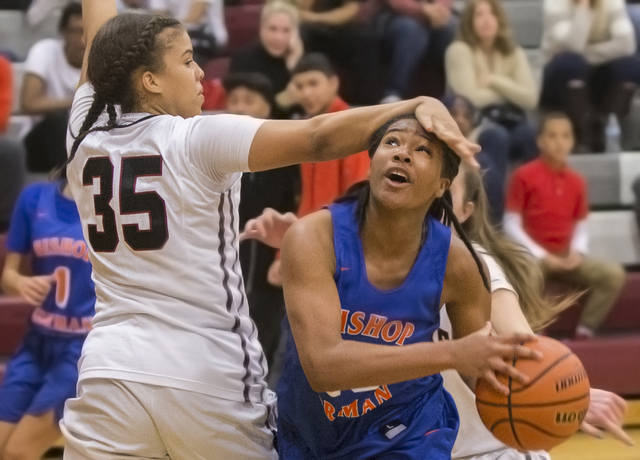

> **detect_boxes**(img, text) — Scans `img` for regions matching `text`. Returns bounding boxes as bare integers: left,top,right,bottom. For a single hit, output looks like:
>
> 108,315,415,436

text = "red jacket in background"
0,56,12,133
297,97,370,217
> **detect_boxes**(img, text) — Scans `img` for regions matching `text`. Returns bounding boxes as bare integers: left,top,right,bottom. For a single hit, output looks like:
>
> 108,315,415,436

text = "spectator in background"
443,94,509,223
504,112,625,339
540,0,640,153
291,53,370,218
375,0,456,103
224,72,300,372
0,55,25,233
0,177,95,460
21,2,83,173
296,0,380,105
446,0,538,178
150,0,227,65
231,1,303,116
264,54,370,288
26,0,74,26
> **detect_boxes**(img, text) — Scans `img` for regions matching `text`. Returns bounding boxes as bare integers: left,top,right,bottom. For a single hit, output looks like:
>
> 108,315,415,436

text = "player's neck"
361,202,426,259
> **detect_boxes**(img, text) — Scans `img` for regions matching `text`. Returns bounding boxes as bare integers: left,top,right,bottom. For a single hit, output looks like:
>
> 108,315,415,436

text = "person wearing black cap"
224,72,301,379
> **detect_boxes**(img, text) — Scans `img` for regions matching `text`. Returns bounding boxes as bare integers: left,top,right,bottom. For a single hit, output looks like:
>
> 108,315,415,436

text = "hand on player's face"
240,208,298,249
415,98,480,168
581,388,634,446
454,322,542,395
17,275,55,307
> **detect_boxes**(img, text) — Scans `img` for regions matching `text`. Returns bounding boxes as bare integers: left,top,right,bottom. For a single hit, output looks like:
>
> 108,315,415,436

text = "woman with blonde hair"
230,1,303,114
540,0,640,152
445,0,538,179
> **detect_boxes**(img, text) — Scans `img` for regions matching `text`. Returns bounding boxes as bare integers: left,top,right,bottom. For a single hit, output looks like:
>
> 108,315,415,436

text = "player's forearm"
0,267,23,297
300,338,457,392
80,0,119,86
306,97,428,163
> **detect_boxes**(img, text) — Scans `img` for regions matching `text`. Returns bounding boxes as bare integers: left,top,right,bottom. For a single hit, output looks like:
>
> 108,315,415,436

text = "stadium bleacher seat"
223,4,262,55
0,10,60,61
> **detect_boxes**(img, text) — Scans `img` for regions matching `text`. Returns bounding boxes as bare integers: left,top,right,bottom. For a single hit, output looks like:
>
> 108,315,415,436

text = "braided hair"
337,113,490,291
64,14,183,169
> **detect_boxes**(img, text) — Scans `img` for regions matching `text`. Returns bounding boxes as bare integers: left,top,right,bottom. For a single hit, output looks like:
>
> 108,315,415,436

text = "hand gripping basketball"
452,322,541,396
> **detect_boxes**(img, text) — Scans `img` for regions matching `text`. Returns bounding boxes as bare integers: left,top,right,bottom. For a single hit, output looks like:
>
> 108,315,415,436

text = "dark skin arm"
281,210,540,394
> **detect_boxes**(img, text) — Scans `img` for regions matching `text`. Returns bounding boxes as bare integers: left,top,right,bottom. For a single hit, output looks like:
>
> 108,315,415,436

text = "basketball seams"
476,392,590,408
507,354,526,450
510,352,573,393
489,419,570,440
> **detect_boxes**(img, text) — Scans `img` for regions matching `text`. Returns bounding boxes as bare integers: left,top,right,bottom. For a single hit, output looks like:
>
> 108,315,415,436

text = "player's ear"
140,69,162,95
435,178,451,198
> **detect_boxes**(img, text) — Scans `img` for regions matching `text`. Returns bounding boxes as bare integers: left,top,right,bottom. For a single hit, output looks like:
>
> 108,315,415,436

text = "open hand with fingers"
415,98,481,168
452,322,541,395
581,388,634,446
240,208,298,249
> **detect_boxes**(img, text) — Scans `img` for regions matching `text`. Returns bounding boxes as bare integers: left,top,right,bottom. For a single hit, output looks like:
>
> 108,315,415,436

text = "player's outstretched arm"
281,212,539,394
79,0,119,87
248,96,480,173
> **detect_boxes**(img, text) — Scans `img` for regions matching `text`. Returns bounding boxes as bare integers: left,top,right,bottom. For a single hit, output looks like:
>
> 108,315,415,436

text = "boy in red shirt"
291,53,370,217
267,53,370,286
504,112,625,339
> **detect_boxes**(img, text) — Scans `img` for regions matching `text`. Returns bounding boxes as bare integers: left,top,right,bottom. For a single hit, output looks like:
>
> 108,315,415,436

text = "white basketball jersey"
66,83,269,403
435,244,516,458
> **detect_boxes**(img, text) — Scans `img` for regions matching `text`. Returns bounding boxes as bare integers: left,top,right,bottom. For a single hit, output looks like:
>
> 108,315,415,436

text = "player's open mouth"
386,169,410,184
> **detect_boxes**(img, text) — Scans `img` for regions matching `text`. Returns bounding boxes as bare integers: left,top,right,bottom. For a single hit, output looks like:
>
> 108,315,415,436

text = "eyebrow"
182,49,194,57
386,127,431,140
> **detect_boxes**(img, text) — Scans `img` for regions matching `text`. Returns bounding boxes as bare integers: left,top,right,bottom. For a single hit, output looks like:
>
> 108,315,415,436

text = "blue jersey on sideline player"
0,181,95,424
277,199,459,459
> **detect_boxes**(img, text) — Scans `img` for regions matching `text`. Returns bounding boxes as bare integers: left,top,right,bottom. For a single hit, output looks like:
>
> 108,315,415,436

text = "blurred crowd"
1,0,639,372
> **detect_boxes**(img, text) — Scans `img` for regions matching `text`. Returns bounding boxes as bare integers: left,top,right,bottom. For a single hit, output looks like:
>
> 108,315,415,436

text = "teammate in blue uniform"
276,114,541,459
0,179,94,460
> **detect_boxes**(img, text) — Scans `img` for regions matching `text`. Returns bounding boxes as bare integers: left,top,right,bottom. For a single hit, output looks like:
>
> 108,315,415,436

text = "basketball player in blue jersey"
275,114,541,459
0,178,94,460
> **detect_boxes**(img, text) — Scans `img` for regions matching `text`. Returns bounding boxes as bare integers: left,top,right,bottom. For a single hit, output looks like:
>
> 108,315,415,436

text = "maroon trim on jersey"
217,191,252,403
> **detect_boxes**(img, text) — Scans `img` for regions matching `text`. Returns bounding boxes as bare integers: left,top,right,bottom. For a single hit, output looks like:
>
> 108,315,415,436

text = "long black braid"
63,14,183,172
336,113,490,292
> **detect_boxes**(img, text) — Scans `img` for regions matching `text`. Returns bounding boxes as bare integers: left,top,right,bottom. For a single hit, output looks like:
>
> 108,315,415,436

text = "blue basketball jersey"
277,200,459,459
6,182,95,337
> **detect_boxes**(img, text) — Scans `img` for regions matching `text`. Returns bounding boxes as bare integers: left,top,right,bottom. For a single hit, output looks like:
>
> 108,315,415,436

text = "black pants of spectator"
540,52,640,112
301,23,381,106
0,139,25,232
24,109,69,173
0,0,32,10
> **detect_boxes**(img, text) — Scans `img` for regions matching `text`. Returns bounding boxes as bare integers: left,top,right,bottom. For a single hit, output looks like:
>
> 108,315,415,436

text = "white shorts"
457,448,551,460
60,378,278,460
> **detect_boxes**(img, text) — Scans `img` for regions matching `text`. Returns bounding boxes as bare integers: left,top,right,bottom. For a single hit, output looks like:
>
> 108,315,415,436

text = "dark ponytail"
337,113,490,292
61,13,183,174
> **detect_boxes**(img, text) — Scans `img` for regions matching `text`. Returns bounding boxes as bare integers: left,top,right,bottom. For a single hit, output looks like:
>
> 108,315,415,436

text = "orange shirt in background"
297,97,370,217
0,56,12,133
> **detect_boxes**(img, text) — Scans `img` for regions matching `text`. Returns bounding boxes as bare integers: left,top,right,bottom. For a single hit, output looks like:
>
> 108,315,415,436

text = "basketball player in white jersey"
60,1,480,458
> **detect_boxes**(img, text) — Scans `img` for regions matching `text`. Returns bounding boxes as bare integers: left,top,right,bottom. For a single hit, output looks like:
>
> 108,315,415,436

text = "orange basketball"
475,335,590,452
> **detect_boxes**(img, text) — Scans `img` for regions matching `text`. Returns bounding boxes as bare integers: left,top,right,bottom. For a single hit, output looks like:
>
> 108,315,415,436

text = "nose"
195,63,205,81
393,149,411,164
